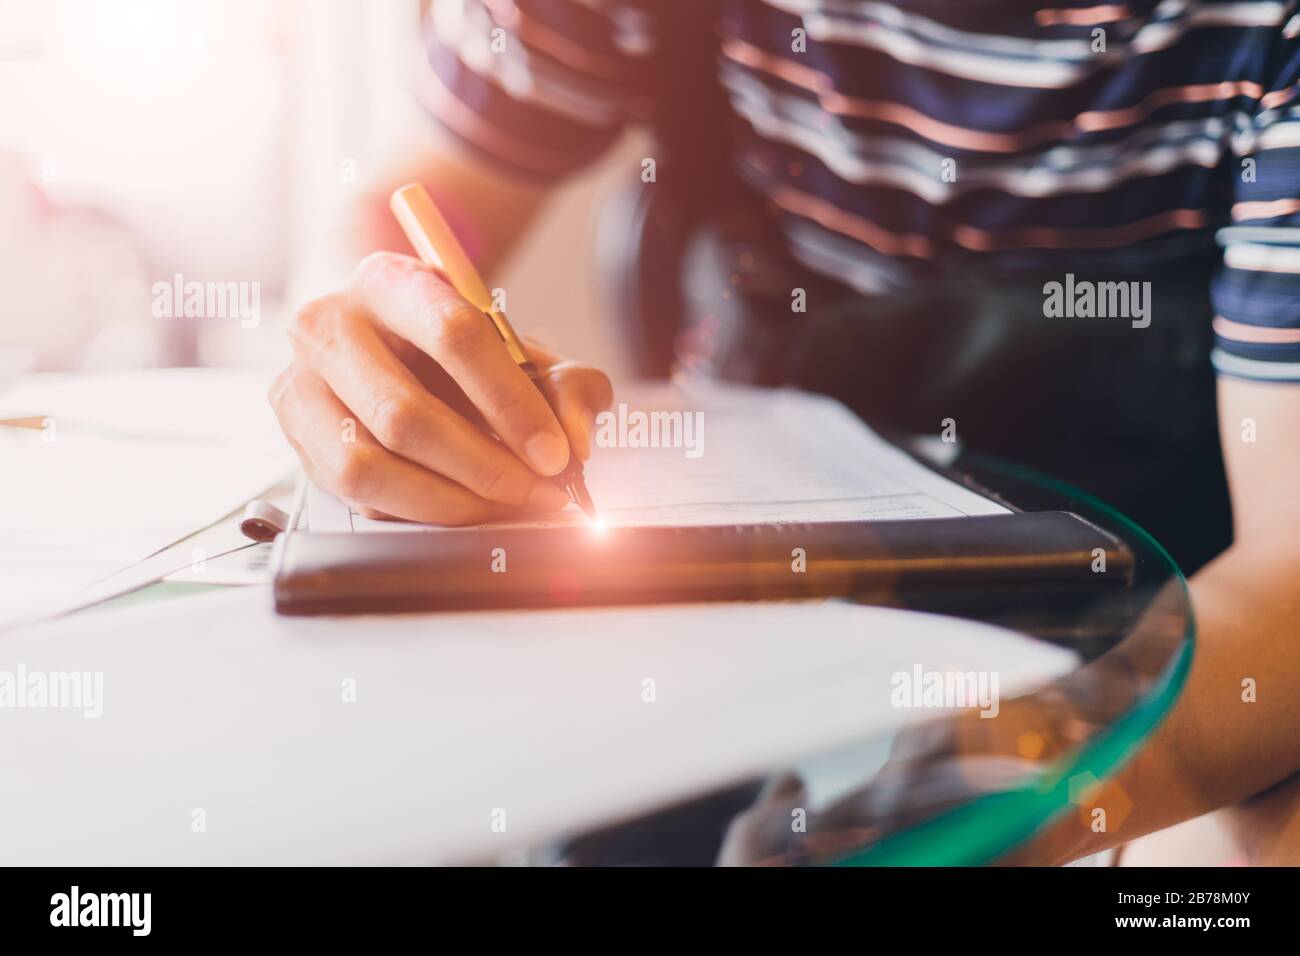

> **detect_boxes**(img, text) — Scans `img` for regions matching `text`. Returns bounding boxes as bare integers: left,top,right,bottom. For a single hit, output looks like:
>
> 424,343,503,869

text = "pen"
389,182,597,520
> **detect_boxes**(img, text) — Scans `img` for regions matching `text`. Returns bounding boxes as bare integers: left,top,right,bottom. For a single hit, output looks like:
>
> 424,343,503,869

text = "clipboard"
262,384,1136,615
268,498,1132,616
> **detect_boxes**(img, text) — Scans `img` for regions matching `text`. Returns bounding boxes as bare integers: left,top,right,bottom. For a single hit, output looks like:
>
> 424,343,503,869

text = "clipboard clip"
239,500,291,543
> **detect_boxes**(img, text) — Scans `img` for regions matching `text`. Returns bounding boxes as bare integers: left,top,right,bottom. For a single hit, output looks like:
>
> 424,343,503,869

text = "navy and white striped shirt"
419,0,1300,382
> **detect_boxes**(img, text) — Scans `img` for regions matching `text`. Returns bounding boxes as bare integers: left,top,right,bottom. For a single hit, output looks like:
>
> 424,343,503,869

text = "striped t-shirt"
419,0,1300,382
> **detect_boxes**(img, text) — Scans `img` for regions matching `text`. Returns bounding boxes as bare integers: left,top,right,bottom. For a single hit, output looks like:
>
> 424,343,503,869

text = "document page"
2,587,1073,865
0,369,297,624
308,381,1009,533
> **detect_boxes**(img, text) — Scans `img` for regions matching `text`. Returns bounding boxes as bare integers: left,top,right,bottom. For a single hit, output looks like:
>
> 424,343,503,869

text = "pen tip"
570,481,597,521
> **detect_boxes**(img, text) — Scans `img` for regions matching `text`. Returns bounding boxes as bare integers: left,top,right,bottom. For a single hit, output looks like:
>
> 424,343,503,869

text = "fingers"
348,252,572,476
288,293,570,512
268,364,522,525
535,358,614,461
274,250,615,528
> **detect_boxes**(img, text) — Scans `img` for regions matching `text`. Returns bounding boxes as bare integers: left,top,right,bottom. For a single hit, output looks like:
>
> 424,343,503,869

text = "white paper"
0,586,1074,865
0,369,296,624
0,367,286,443
313,381,1008,533
164,542,273,586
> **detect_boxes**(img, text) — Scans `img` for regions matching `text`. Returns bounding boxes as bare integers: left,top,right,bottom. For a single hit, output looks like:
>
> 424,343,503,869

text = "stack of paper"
312,381,1008,533
0,368,296,625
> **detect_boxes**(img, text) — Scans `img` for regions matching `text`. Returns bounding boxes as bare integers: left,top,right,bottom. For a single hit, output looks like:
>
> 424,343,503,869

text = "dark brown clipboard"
270,501,1133,615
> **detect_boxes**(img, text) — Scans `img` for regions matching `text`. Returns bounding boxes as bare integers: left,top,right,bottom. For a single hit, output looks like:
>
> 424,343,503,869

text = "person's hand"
270,251,613,525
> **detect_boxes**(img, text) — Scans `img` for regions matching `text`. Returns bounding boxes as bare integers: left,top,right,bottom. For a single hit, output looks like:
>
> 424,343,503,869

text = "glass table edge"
827,455,1198,867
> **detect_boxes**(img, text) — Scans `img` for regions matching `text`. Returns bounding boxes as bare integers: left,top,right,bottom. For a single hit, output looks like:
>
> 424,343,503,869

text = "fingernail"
528,481,571,511
524,431,569,475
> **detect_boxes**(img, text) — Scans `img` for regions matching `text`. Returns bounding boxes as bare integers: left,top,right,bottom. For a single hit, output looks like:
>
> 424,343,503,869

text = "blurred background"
0,0,635,377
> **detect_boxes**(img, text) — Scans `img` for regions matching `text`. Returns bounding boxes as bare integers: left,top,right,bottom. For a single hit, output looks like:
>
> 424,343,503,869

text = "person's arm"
315,0,642,284
1159,378,1300,812
341,133,549,282
1009,377,1300,863
271,0,640,524
272,135,607,524
1024,39,1300,859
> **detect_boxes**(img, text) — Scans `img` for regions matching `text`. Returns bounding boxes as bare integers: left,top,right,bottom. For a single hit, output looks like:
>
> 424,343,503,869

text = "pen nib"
568,479,597,521
557,457,597,521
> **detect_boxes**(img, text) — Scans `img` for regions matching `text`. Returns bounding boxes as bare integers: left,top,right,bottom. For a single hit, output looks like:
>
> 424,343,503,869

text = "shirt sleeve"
1212,12,1300,382
415,0,652,181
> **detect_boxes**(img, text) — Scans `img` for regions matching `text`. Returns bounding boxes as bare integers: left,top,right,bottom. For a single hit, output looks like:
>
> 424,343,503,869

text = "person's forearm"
350,137,548,272
1025,533,1300,863
300,133,549,300
1147,537,1300,807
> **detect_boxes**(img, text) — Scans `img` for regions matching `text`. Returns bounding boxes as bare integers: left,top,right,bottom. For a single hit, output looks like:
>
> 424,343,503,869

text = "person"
268,1,1300,862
